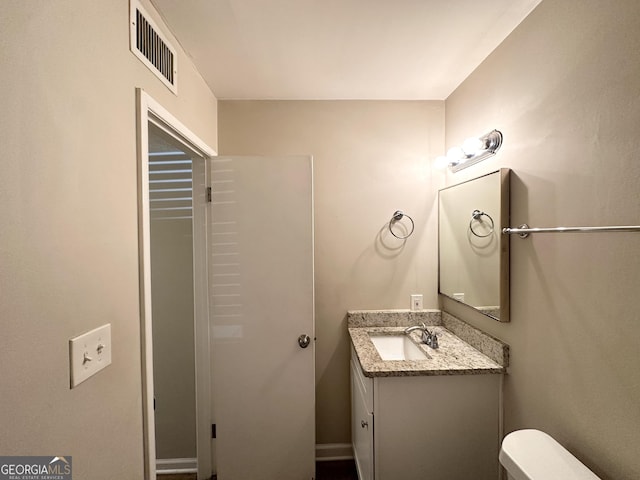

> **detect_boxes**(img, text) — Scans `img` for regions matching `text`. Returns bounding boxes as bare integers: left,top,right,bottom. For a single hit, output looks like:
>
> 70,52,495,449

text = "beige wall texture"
0,1,217,478
218,101,445,443
444,1,640,479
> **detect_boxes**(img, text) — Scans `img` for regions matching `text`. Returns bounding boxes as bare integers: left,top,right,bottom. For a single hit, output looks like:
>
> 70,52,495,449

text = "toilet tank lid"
499,429,601,480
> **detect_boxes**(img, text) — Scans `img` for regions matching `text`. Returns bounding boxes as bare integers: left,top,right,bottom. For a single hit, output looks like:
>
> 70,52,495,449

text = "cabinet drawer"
351,346,373,413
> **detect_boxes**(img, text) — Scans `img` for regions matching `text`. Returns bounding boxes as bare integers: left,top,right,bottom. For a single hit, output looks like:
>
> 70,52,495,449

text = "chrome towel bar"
503,224,640,238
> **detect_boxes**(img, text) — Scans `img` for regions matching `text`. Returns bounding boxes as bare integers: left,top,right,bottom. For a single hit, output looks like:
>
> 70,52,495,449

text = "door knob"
298,334,311,349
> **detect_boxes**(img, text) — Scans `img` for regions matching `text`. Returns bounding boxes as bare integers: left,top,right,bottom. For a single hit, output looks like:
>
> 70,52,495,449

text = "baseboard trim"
315,443,353,462
156,457,197,474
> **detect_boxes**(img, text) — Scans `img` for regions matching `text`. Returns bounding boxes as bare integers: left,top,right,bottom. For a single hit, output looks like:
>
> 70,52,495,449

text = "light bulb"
462,137,483,156
446,146,464,163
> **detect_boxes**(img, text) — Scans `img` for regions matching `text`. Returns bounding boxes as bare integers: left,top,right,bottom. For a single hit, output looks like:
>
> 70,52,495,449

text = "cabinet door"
351,361,374,480
374,375,501,480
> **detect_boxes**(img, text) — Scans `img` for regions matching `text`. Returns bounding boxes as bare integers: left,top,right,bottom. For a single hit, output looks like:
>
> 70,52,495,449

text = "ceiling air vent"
129,0,178,94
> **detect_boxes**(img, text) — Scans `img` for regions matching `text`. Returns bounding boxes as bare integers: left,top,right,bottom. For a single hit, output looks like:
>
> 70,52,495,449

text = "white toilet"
499,429,602,480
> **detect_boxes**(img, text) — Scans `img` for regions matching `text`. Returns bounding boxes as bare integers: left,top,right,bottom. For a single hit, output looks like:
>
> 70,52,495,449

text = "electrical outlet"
69,324,112,388
410,294,423,311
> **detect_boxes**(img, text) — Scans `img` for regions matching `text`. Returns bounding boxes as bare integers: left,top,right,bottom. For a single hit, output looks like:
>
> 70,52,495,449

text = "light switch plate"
410,294,423,311
69,323,112,388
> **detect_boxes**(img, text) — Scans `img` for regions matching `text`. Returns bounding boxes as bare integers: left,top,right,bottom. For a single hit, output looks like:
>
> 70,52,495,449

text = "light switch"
69,324,112,388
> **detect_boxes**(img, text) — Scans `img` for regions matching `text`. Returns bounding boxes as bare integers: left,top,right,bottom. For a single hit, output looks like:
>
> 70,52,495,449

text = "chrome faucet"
404,322,438,349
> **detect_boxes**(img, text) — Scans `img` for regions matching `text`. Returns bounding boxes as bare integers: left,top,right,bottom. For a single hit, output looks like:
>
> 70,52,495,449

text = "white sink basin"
369,334,428,361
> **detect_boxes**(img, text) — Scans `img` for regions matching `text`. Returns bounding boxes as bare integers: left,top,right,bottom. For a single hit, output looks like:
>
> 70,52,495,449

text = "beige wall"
218,100,445,443
0,1,217,478
444,1,640,479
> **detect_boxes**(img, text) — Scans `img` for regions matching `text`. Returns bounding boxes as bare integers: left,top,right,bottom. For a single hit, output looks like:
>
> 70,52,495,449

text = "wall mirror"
438,169,510,322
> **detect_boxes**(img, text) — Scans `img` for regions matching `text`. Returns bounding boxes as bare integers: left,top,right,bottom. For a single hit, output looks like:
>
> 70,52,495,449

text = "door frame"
136,89,216,479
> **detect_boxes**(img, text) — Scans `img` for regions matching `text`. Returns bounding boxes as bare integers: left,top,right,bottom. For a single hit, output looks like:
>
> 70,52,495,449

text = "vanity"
348,310,508,480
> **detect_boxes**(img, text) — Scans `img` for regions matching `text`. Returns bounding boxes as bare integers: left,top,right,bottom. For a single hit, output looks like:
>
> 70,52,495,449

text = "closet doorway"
137,90,215,480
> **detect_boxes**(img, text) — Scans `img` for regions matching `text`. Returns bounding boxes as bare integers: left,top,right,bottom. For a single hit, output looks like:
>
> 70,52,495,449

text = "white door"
208,155,315,479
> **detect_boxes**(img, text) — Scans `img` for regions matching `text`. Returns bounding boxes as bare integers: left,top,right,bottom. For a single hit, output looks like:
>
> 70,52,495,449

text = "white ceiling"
151,0,542,100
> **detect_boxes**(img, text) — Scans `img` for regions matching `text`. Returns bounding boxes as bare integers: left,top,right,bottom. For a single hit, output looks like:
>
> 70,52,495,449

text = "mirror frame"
438,168,510,322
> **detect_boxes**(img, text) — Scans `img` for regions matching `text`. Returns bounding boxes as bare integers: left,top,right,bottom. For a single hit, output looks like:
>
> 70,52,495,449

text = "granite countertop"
348,310,508,378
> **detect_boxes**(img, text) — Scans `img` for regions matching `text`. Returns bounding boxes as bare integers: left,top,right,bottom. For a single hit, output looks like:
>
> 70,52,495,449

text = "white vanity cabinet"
351,353,374,480
351,348,502,480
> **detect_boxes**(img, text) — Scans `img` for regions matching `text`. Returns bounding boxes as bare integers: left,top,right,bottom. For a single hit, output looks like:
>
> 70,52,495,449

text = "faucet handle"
422,329,439,349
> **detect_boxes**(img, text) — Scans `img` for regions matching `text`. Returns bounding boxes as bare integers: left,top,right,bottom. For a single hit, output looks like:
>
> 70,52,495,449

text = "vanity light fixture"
435,129,503,172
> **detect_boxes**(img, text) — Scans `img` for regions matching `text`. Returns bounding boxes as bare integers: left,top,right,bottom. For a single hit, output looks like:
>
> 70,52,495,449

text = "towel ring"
470,210,495,238
389,210,415,239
